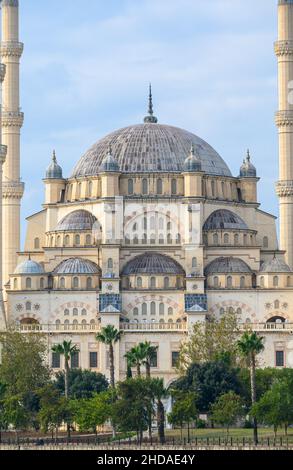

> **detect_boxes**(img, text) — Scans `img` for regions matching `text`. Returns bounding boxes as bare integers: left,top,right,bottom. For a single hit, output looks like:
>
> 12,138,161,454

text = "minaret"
0,0,24,288
0,32,7,323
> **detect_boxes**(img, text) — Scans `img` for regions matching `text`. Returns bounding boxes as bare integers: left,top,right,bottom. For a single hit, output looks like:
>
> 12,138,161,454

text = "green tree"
211,391,244,435
126,344,146,377
251,380,293,437
142,342,158,379
0,330,51,396
96,325,121,387
168,390,198,442
112,378,152,444
71,391,112,434
124,350,135,379
54,369,108,399
38,385,71,440
178,311,239,371
149,378,168,444
171,360,242,413
237,331,264,445
3,395,30,440
51,340,79,399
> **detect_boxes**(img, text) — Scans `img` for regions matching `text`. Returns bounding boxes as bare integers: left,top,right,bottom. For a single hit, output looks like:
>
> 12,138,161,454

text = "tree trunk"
285,423,288,436
65,358,71,439
145,361,151,379
187,421,190,443
157,400,165,444
250,353,258,445
136,363,141,377
109,343,115,388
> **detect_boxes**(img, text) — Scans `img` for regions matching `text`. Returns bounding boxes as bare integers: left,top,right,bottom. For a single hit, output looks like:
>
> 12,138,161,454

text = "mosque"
1,0,293,384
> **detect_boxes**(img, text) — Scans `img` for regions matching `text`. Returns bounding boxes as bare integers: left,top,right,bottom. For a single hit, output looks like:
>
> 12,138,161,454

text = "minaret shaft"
0,0,24,289
275,1,293,268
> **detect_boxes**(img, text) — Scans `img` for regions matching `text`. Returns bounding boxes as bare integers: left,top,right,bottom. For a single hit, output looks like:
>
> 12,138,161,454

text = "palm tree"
237,331,264,445
124,350,135,379
128,343,147,377
51,340,79,399
150,378,168,444
141,342,158,379
96,325,121,388
51,340,79,438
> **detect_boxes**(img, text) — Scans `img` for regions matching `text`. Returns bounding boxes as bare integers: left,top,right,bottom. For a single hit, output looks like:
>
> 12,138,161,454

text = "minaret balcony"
274,40,293,56
276,180,293,197
0,41,23,58
2,180,24,199
1,110,24,128
275,110,293,127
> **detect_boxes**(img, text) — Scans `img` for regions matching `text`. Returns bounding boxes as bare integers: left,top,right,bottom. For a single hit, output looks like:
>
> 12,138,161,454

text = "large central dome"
71,123,231,177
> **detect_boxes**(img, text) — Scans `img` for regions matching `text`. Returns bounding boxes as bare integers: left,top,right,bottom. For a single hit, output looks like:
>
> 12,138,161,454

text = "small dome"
239,150,256,178
46,151,63,179
203,210,248,231
55,210,97,232
53,258,101,275
260,257,292,273
183,144,202,172
205,257,252,275
122,252,185,275
14,259,44,275
99,146,120,172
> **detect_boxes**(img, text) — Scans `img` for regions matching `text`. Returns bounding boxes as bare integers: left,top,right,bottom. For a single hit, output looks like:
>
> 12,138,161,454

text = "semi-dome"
14,259,44,275
260,257,292,273
45,151,63,179
203,210,248,231
71,123,231,177
122,252,185,275
55,210,97,232
205,257,252,275
53,258,101,275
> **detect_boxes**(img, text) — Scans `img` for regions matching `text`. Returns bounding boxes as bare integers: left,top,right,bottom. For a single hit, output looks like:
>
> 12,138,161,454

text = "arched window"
237,308,242,315
86,277,92,289
213,276,219,288
13,278,18,289
211,180,215,197
240,276,245,288
273,276,279,287
107,258,113,270
159,234,164,244
157,178,163,195
60,277,65,288
167,221,172,231
234,234,239,245
56,236,61,247
221,182,225,198
287,276,292,287
263,236,269,248
176,233,181,244
164,277,170,289
137,277,142,288
224,233,229,244
76,182,82,199
133,307,139,316
151,302,156,315
40,277,44,289
150,277,156,289
227,276,233,288
86,234,92,245
167,233,172,244
159,303,164,315
213,233,218,245
128,179,134,195
34,238,40,249
73,277,79,289
192,257,197,269
220,307,225,315
64,309,69,316
73,308,78,316
142,178,148,195
133,235,138,245
88,181,93,198
243,234,248,246
142,233,147,244
26,278,32,289
171,179,177,195
65,235,70,246
142,303,147,316
168,307,173,316
81,308,87,316
260,276,265,288
75,234,80,246
26,301,31,311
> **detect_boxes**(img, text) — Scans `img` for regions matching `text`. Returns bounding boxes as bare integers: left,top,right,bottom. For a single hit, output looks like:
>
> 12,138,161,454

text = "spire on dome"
45,150,63,179
239,149,257,178
183,142,202,172
144,83,158,124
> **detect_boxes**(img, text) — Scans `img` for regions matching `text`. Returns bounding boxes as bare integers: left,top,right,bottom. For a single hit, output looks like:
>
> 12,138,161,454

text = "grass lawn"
165,427,293,441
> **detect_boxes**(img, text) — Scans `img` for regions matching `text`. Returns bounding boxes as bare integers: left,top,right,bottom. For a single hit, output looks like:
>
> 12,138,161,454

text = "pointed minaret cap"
144,83,158,123
239,149,257,177
45,150,63,179
183,143,202,172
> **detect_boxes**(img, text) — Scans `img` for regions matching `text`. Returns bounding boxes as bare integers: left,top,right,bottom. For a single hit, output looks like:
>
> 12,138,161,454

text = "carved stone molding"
0,41,23,58
0,63,5,82
276,180,293,197
2,181,24,199
0,144,7,164
275,40,293,56
275,110,293,126
1,110,24,128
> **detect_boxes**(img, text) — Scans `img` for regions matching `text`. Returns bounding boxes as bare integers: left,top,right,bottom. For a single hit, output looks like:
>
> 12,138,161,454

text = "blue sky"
17,0,277,244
